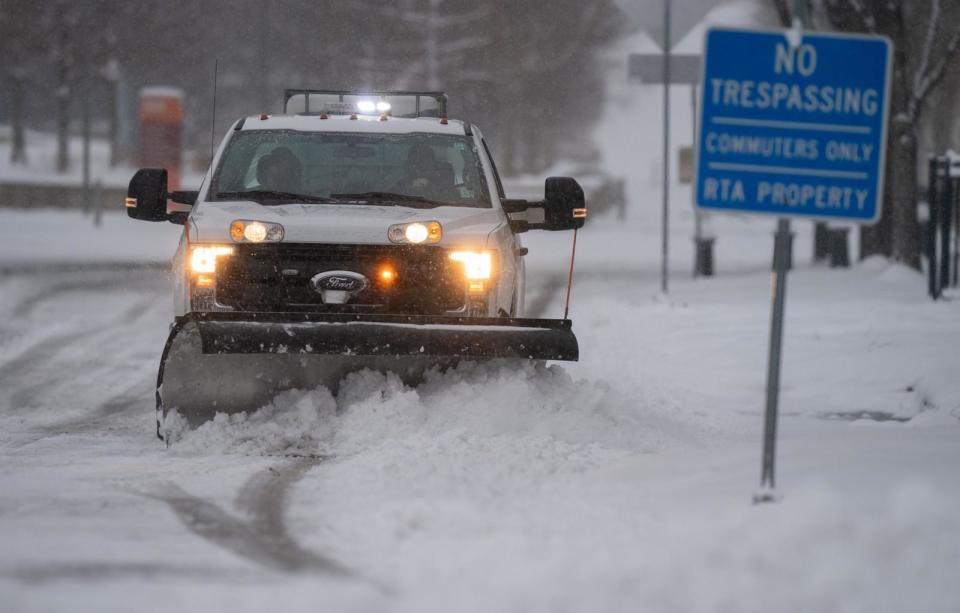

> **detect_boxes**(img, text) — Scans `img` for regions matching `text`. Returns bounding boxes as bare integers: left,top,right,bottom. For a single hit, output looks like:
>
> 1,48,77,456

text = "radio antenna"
209,59,219,163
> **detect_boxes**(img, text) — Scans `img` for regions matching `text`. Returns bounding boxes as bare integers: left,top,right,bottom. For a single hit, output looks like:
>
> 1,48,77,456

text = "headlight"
190,245,234,273
450,251,492,279
230,220,284,243
387,221,442,244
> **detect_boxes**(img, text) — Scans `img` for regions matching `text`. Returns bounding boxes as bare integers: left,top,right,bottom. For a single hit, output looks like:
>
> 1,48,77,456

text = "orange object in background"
139,87,184,190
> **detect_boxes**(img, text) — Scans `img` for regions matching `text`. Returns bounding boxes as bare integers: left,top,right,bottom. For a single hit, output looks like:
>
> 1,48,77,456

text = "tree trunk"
56,91,70,173
863,122,921,268
54,18,71,173
889,121,922,268
107,76,120,166
9,73,27,165
860,22,920,267
860,130,895,260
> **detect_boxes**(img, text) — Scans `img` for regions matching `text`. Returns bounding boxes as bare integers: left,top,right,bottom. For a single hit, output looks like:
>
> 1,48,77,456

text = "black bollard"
814,222,829,263
954,184,959,287
927,157,940,299
828,228,850,268
941,175,953,292
694,237,715,277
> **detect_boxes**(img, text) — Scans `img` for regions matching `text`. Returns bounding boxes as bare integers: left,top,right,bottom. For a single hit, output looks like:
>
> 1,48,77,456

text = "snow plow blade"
157,312,579,428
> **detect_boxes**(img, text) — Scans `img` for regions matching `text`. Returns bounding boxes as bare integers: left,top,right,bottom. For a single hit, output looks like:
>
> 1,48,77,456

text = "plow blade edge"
156,313,579,426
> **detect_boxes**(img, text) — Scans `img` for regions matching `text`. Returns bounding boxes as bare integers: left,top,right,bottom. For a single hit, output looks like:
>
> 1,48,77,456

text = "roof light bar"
282,89,447,118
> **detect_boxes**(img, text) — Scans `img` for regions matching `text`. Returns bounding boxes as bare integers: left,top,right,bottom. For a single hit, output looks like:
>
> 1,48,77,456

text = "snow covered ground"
1,3,958,607
0,201,958,612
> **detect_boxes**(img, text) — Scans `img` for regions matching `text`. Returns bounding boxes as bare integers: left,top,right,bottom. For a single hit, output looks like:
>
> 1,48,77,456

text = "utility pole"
661,0,671,293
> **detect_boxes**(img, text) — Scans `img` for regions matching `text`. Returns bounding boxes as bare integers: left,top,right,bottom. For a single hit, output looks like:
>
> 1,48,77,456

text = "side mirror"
543,177,587,231
126,168,169,222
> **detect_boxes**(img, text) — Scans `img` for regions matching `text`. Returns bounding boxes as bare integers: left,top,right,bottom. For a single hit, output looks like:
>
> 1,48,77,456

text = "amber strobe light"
378,264,397,283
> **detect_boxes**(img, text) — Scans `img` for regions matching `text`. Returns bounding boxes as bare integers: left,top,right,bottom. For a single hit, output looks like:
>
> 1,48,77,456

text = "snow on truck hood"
190,201,504,247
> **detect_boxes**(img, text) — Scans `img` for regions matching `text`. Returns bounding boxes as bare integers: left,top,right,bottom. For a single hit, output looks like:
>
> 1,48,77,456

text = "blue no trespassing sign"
695,28,891,223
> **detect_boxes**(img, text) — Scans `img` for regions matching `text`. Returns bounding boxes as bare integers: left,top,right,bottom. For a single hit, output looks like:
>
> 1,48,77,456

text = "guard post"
694,27,891,503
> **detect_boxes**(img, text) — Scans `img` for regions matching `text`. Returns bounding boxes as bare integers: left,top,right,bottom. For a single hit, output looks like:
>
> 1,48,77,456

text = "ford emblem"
310,270,370,294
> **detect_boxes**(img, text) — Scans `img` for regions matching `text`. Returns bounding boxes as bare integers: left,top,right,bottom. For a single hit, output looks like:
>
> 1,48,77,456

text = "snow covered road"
1,213,959,612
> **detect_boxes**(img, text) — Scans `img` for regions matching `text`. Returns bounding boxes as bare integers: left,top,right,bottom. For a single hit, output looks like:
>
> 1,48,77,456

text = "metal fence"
926,153,960,299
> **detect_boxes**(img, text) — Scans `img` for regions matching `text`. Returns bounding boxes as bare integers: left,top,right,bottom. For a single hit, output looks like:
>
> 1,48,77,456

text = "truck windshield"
209,130,491,208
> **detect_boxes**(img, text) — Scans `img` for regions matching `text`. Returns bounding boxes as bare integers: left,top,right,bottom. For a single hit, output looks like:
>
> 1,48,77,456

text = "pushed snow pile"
166,361,699,458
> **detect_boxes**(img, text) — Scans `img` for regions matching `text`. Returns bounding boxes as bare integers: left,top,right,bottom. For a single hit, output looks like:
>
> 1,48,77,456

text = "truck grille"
215,243,466,314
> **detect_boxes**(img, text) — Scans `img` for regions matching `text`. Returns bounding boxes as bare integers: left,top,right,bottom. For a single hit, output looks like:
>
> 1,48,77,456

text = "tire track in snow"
0,260,167,277
12,275,161,319
235,459,338,565
3,561,256,584
148,458,350,575
3,298,159,413
4,263,167,320
0,330,96,394
0,265,165,400
0,286,159,386
8,376,156,448
4,265,352,580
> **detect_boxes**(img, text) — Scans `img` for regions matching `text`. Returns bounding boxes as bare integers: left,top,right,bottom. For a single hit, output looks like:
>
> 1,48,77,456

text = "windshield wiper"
214,190,334,204
329,191,449,208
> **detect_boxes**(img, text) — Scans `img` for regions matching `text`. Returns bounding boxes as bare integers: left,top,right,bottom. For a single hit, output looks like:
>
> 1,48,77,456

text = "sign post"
662,0,671,294
628,53,712,278
694,27,892,502
758,216,791,501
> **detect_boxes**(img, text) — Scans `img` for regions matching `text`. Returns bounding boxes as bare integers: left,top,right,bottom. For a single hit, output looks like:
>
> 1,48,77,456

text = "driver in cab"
255,147,303,194
393,143,457,203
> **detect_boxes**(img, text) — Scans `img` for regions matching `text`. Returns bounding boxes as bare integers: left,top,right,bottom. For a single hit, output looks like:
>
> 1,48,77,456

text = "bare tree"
812,0,960,267
0,0,40,165
46,0,79,173
331,0,622,175
11,0,623,179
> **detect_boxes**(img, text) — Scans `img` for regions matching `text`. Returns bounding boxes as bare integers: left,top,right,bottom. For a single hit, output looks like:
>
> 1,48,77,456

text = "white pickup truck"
125,90,586,438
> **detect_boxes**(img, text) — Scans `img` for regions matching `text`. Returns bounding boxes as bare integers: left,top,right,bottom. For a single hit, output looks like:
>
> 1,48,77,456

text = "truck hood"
190,201,504,248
